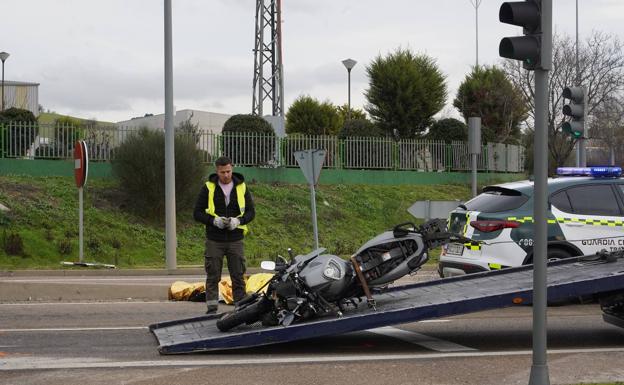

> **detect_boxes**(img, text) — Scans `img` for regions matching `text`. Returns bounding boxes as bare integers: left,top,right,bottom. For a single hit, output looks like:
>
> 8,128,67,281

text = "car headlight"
323,259,343,280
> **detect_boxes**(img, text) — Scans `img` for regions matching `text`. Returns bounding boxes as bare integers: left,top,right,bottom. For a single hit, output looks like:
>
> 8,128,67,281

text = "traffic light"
562,86,585,139
498,0,542,70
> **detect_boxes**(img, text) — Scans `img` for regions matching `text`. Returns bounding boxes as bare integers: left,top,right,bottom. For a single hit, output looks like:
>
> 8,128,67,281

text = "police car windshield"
464,187,529,213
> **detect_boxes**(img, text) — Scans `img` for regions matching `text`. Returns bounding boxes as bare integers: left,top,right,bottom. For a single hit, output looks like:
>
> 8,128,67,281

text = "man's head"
215,156,233,184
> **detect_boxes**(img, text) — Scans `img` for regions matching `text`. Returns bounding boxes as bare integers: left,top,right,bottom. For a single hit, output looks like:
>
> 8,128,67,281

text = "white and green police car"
439,166,624,277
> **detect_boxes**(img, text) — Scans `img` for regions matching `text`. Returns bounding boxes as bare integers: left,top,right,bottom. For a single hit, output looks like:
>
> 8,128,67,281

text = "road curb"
0,264,439,277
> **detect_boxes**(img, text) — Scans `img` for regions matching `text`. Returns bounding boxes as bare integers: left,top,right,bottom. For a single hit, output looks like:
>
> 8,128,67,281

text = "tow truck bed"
150,255,624,354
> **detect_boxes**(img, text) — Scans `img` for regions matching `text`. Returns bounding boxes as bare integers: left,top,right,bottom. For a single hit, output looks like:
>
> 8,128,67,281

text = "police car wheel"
546,248,572,262
525,248,572,265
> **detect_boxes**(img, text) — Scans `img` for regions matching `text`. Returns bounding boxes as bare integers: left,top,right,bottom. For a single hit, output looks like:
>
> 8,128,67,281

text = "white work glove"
227,217,240,231
213,216,227,229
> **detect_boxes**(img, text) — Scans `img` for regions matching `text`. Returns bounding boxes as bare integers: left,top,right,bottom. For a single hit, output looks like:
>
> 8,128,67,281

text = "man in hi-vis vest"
193,156,256,314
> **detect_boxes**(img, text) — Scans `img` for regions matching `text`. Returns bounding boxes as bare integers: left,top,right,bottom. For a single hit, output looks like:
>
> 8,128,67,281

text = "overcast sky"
3,0,624,123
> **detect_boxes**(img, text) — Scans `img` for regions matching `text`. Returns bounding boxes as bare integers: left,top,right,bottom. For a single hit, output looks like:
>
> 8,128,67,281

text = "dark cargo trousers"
204,239,246,310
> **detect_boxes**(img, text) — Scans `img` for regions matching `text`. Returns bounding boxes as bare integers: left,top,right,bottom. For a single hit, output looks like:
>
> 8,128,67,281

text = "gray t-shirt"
219,181,234,206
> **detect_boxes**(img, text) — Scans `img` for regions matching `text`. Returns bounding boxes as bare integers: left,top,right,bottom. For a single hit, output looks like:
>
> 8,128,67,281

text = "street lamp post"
341,58,357,120
0,52,9,111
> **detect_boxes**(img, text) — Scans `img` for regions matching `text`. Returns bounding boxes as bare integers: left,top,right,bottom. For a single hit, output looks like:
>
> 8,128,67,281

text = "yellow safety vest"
205,181,249,235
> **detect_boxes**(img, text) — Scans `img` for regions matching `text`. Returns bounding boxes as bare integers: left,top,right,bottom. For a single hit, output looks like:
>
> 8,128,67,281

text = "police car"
439,166,624,277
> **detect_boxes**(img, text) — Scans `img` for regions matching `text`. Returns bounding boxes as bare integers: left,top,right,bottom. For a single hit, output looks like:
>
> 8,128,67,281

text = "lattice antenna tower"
252,0,284,117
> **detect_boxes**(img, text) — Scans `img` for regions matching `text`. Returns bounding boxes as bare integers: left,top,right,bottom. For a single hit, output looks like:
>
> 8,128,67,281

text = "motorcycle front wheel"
216,296,271,332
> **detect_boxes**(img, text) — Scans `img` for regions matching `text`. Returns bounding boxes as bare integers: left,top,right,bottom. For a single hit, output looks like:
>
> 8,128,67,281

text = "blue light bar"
556,166,622,177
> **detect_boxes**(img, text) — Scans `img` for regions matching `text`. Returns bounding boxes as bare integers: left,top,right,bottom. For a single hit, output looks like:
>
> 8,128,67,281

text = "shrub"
0,107,37,124
0,108,38,157
87,237,101,254
112,128,207,219
338,119,382,139
57,239,73,255
286,96,342,135
222,114,276,166
4,232,24,256
176,113,201,144
427,118,468,143
223,114,274,134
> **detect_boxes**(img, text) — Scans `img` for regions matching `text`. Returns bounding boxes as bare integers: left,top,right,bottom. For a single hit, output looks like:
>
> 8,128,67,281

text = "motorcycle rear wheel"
216,297,270,332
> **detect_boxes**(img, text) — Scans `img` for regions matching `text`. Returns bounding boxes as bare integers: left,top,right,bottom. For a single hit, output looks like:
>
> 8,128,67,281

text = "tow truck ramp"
150,255,624,354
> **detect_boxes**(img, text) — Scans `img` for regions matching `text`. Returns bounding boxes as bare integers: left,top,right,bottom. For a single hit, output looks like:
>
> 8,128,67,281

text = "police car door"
549,184,624,254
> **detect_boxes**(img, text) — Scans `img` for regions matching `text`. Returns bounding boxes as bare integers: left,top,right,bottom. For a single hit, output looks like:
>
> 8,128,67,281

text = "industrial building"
1,80,40,116
116,109,232,134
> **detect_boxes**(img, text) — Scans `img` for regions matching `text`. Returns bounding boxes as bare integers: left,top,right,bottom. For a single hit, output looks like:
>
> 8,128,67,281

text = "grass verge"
0,175,472,269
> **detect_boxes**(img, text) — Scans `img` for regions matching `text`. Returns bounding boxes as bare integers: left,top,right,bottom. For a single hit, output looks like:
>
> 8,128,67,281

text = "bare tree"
589,93,624,165
502,31,624,167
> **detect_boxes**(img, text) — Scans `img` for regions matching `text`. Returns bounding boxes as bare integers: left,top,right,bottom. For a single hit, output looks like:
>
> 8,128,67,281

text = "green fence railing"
0,122,526,172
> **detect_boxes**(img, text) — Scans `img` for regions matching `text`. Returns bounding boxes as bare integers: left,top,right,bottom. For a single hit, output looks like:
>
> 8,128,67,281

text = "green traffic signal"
562,121,583,138
562,86,585,139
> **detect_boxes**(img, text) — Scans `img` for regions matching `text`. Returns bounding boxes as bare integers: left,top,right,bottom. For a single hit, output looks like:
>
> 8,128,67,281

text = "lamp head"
342,58,357,71
0,52,9,63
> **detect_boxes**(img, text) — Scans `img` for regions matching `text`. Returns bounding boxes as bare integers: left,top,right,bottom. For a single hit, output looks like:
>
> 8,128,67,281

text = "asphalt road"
2,269,624,384
2,299,624,385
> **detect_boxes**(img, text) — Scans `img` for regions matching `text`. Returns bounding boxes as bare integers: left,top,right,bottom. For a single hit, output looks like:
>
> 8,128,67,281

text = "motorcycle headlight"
323,260,343,281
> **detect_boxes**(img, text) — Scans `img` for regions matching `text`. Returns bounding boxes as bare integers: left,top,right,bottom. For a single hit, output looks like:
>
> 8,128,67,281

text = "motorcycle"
216,218,465,332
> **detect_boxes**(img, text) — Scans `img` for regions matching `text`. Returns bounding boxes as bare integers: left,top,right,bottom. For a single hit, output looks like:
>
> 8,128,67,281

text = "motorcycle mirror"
260,260,276,271
287,248,294,261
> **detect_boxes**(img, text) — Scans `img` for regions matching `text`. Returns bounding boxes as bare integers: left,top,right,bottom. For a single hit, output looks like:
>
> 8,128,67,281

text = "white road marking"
0,326,148,332
1,277,203,283
418,319,451,323
0,301,168,306
367,326,475,352
2,348,624,371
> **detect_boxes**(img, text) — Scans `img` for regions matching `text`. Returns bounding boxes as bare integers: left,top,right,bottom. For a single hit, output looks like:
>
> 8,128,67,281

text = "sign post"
62,141,113,268
294,149,326,250
468,117,481,198
74,140,88,263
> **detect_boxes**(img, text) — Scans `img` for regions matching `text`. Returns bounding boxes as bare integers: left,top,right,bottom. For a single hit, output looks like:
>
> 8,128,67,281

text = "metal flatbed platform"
150,255,624,354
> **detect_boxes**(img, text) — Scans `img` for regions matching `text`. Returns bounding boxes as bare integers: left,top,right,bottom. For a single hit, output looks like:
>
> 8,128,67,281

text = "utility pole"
574,0,587,167
469,0,482,67
164,0,177,270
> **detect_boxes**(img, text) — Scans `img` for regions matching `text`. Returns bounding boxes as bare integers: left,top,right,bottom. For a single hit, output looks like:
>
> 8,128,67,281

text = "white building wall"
116,109,231,134
1,81,39,116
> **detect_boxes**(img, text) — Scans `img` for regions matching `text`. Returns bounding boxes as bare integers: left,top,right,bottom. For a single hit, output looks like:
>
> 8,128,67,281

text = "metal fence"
0,122,525,172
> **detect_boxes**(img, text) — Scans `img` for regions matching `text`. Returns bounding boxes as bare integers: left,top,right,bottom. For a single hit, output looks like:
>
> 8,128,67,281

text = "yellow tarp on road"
168,273,274,304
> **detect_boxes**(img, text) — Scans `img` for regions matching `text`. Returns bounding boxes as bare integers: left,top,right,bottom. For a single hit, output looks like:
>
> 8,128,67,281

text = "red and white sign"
74,140,89,188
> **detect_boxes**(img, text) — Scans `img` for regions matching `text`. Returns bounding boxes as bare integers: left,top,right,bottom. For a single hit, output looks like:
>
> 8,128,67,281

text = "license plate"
446,243,464,256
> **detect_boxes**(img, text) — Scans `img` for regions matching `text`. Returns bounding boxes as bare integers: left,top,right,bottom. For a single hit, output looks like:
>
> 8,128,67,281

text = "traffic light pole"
530,1,552,384
579,88,588,167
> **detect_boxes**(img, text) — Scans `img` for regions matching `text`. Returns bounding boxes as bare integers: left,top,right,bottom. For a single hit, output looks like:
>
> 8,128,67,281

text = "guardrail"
0,122,525,172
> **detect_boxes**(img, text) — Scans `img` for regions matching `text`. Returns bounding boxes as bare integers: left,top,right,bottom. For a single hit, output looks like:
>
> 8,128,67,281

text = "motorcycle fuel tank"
298,254,353,301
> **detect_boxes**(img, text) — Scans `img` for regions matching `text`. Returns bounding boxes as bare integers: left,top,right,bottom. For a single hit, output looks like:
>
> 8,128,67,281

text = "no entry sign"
74,140,89,188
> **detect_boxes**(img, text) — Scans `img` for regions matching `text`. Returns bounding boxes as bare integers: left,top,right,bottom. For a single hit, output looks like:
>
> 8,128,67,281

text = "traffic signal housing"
562,86,585,139
499,0,541,70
